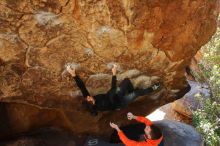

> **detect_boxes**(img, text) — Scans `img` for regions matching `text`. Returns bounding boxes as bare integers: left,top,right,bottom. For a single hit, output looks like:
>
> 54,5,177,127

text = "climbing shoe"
152,83,160,90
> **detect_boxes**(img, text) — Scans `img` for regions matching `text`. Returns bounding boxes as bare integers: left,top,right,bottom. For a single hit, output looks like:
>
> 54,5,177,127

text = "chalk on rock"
97,26,112,35
89,73,110,79
117,69,141,81
84,48,94,56
171,89,180,93
61,63,80,77
133,75,151,88
35,11,62,26
0,33,18,43
64,62,80,70
150,76,160,82
107,62,121,71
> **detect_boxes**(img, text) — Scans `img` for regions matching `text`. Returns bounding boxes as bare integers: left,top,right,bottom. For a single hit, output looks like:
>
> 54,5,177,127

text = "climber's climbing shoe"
152,83,161,91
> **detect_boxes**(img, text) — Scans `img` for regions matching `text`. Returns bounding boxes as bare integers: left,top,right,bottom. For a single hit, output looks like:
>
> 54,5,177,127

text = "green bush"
192,26,220,146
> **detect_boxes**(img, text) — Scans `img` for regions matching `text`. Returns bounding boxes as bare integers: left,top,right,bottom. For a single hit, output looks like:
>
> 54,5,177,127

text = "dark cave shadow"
110,123,146,143
0,102,11,139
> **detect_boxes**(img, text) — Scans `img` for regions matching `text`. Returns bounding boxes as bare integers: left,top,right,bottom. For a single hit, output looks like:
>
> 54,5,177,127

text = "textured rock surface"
0,0,218,139
155,120,203,146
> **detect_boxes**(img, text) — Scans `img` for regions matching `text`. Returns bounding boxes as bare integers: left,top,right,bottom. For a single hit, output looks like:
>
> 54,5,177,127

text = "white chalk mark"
107,62,121,70
0,33,18,43
84,48,94,56
97,26,111,35
117,69,141,81
62,62,80,77
35,11,62,26
61,62,80,77
171,89,180,93
89,73,110,79
64,62,80,69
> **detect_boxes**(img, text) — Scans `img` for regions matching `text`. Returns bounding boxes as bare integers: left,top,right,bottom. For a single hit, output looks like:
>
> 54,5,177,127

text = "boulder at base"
156,120,203,146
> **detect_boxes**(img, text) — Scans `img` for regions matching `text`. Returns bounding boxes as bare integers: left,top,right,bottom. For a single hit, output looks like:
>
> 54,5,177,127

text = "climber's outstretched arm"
111,64,117,89
127,112,152,126
73,75,90,98
66,65,90,98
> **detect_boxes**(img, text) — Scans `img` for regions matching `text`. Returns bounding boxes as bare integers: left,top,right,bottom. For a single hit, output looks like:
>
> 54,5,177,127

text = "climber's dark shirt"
93,86,121,111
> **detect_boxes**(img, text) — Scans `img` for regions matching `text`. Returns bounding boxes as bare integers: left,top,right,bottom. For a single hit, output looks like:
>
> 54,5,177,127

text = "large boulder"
155,120,203,146
0,0,218,139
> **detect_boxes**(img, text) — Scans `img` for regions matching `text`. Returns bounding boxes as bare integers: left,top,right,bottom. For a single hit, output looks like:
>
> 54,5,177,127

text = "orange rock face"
0,0,218,139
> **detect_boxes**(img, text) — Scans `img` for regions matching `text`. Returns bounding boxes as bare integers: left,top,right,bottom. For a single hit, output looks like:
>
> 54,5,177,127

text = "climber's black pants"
117,78,154,106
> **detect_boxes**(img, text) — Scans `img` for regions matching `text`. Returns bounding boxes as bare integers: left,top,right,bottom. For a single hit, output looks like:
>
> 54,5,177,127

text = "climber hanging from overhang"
66,64,161,116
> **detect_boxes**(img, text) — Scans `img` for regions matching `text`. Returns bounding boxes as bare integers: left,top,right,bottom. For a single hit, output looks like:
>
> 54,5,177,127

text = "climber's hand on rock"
66,65,76,77
110,122,120,132
127,112,136,120
86,96,95,105
112,64,117,75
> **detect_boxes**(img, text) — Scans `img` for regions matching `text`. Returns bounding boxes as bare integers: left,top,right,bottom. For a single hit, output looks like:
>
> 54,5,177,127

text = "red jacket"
118,116,163,146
